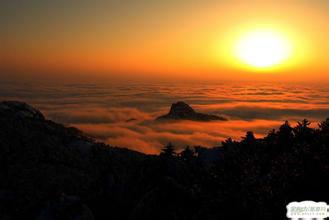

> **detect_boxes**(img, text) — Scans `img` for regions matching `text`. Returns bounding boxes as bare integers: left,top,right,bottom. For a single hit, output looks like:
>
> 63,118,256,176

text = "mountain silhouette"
1,100,329,220
0,101,45,120
0,101,146,219
156,101,227,121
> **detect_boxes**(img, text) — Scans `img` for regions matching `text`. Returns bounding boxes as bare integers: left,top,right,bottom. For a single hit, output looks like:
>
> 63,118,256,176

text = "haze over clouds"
1,1,328,82
1,80,328,154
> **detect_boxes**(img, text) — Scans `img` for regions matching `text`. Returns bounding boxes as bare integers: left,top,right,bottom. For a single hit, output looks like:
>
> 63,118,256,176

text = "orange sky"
1,0,328,82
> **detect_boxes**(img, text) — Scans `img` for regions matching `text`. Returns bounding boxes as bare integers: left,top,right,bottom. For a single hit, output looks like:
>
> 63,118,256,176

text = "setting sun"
1,1,329,219
235,30,292,68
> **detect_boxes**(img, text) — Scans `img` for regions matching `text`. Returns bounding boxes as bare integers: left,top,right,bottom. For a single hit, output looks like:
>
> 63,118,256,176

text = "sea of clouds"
1,80,329,154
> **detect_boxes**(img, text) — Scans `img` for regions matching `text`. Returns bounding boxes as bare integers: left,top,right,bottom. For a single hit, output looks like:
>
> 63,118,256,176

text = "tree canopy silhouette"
160,142,176,157
1,101,329,220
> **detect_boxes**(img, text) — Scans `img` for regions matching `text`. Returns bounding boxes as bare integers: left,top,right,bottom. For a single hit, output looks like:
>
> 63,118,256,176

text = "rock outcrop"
0,101,45,120
156,101,226,121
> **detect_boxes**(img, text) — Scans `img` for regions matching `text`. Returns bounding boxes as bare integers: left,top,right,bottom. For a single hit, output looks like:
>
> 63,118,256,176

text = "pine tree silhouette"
180,146,194,160
160,142,176,157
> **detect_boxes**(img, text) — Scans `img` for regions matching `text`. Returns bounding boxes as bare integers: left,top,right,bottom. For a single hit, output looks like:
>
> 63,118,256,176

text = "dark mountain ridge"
1,101,329,220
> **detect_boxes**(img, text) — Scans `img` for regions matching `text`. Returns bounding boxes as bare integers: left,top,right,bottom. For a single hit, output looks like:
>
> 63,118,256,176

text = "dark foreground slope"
1,101,329,220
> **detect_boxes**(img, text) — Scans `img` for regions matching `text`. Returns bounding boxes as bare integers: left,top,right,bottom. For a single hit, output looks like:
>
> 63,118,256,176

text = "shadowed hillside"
1,101,329,219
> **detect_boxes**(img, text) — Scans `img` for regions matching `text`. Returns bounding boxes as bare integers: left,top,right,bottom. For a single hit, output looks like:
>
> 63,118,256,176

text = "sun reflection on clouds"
1,81,329,154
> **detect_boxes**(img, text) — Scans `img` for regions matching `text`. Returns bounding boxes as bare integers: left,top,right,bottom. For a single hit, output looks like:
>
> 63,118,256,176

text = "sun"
235,30,292,68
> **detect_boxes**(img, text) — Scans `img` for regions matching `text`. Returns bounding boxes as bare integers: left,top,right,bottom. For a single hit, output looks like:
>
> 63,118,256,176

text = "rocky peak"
0,101,45,120
156,101,227,121
169,101,195,116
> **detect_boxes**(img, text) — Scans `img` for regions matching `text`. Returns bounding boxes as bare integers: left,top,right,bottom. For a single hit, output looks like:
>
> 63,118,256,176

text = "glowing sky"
1,0,329,81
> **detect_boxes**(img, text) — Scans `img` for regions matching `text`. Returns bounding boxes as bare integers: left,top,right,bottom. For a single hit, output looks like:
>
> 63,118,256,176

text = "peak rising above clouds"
1,81,329,153
156,101,227,122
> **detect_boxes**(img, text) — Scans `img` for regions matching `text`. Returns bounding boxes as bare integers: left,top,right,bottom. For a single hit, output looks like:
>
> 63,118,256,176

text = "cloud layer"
1,80,328,154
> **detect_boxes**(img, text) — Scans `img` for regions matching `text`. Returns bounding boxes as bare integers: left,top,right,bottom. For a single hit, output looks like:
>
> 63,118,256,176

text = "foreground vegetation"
1,101,329,219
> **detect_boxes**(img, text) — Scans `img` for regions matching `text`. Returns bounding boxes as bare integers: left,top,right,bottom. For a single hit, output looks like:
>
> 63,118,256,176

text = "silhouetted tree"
242,131,256,143
319,118,329,132
222,137,233,146
160,142,176,157
265,129,276,142
278,120,294,147
319,119,329,145
180,146,195,160
294,119,313,142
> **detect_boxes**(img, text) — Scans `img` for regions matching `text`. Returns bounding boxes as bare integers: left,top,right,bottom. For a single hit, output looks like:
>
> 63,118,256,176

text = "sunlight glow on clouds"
1,81,329,154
